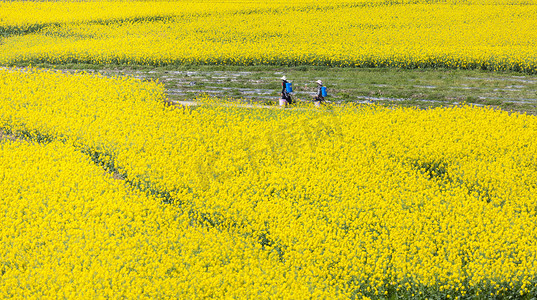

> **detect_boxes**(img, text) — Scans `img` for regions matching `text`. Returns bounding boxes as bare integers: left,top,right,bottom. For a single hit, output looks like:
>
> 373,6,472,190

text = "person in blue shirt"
313,80,325,106
281,76,293,104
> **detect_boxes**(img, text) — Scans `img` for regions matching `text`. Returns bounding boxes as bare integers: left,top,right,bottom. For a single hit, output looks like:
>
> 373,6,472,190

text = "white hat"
316,80,323,85
281,76,287,81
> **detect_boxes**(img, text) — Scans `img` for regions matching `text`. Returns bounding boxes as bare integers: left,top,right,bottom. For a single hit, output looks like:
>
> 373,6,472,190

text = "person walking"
313,80,325,107
280,76,293,105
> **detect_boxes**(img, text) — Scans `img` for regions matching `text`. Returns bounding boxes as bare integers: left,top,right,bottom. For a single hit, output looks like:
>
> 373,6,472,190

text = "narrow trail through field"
0,131,16,141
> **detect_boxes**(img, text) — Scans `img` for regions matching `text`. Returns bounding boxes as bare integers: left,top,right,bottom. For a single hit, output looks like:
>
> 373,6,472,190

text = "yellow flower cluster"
1,0,537,72
2,67,537,297
0,139,316,298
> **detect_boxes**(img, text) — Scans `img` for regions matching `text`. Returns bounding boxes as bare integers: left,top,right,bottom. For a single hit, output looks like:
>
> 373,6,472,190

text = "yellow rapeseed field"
1,67,537,298
0,140,311,298
1,0,537,72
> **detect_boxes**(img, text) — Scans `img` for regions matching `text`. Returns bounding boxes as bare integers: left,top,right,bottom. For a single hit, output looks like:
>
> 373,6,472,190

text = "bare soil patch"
0,131,17,142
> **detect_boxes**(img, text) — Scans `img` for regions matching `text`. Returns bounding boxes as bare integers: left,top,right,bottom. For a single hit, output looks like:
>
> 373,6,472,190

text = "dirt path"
0,131,17,142
170,99,315,110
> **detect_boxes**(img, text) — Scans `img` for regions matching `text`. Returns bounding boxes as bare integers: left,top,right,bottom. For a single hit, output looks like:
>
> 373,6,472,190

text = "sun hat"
316,80,323,85
281,76,287,81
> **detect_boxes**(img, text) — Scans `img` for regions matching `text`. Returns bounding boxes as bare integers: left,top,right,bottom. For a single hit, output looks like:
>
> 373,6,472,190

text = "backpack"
321,86,327,97
285,82,293,93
